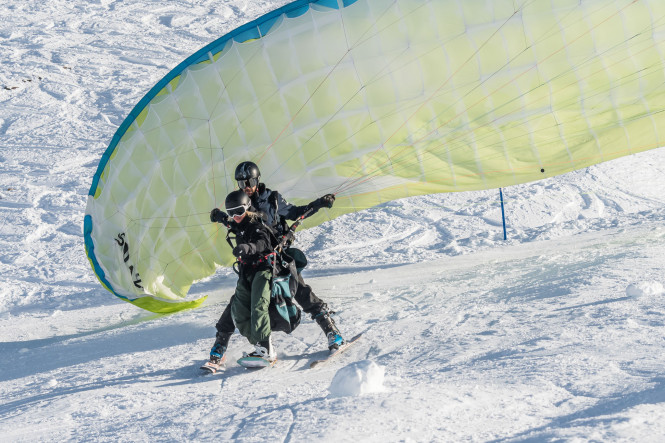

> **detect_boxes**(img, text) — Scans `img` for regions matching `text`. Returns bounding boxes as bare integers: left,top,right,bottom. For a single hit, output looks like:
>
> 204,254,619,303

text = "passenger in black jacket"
213,190,278,362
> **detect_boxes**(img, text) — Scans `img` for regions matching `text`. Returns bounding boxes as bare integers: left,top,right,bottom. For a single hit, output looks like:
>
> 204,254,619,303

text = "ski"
200,358,226,374
309,333,363,369
237,356,278,369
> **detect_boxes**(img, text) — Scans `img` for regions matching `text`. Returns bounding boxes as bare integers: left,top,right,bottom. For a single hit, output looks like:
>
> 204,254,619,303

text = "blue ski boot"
201,333,232,374
314,309,345,350
210,342,226,365
209,331,232,365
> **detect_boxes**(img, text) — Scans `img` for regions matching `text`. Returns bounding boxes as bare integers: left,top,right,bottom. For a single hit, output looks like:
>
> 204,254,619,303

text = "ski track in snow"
2,0,665,441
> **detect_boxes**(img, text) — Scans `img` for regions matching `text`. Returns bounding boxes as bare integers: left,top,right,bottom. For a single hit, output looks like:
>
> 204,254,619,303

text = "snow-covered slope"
2,0,665,441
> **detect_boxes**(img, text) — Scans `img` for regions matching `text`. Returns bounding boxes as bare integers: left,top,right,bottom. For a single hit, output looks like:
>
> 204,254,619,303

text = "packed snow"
329,360,385,398
2,0,665,441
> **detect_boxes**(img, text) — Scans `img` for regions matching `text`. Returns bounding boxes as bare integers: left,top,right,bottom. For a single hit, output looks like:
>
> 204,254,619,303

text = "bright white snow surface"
2,0,665,441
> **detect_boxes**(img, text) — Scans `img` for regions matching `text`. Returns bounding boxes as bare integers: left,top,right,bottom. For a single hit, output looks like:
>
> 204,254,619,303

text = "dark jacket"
228,212,275,271
251,184,309,236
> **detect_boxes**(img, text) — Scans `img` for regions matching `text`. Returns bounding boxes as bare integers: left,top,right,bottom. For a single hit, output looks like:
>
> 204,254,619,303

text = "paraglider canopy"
85,0,665,312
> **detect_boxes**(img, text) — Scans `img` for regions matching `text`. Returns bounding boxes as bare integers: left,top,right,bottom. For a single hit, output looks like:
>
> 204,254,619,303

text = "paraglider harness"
225,207,314,334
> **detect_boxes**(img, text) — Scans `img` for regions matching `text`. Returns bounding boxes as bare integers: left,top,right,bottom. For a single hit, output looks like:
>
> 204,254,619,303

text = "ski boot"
243,335,276,362
314,308,345,351
238,336,276,368
201,332,232,373
209,343,226,365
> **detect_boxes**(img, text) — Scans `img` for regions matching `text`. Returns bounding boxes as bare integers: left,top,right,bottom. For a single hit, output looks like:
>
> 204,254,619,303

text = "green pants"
231,269,272,344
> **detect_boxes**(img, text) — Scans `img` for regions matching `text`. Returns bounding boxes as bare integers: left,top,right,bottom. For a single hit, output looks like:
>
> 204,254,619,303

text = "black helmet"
235,161,260,179
235,161,261,189
225,190,251,217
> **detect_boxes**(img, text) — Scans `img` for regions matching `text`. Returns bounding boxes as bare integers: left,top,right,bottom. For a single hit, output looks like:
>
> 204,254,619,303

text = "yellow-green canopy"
85,0,665,312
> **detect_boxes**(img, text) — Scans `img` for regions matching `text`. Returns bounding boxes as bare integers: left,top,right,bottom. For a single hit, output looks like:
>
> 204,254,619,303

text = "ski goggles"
237,178,259,189
226,205,248,217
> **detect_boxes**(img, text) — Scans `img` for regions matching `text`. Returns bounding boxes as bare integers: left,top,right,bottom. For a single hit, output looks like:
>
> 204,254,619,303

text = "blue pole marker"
499,188,507,240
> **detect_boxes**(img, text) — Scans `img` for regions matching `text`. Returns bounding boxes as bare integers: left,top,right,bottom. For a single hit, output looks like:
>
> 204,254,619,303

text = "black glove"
320,193,335,208
307,193,336,211
210,208,228,224
232,243,255,257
